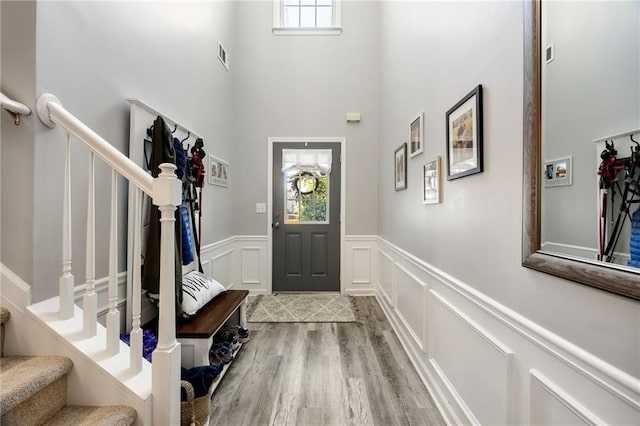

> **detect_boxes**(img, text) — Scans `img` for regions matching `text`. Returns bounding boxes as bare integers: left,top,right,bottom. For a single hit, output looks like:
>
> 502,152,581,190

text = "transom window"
273,0,341,35
284,0,332,28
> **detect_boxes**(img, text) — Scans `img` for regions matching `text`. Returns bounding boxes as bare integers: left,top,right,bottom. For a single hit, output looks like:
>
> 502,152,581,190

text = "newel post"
151,163,182,425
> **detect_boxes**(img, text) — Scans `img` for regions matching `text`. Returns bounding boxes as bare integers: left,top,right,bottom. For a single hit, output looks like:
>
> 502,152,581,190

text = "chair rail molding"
374,236,640,425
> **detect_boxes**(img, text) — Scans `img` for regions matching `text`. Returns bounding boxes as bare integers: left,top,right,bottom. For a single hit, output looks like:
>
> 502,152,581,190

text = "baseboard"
344,288,376,296
374,290,464,426
0,263,32,312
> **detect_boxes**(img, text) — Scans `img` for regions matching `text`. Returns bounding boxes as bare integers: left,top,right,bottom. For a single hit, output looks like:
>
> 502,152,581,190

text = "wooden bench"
176,289,249,368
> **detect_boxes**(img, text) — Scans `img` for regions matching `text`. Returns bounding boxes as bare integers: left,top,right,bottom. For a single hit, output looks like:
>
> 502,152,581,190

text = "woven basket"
180,380,213,426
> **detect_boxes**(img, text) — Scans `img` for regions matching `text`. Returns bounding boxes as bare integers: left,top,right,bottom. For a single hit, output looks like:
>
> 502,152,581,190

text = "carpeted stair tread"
44,404,137,426
0,355,73,414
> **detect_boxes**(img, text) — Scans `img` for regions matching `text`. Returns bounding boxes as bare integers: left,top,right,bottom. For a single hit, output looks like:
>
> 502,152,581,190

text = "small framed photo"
208,155,230,187
394,143,407,191
410,113,424,158
543,156,572,187
423,156,441,204
446,84,483,180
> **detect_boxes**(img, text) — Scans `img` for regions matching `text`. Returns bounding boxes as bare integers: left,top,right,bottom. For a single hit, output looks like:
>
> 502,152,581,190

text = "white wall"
541,1,640,255
1,0,37,285
377,0,638,383
374,3,640,418
28,1,237,301
231,0,379,236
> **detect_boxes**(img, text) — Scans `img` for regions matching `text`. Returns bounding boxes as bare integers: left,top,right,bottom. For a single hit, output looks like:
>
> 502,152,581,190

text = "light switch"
256,203,266,213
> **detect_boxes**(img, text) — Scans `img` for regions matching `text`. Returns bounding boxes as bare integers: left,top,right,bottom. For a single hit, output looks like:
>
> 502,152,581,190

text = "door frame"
267,137,346,294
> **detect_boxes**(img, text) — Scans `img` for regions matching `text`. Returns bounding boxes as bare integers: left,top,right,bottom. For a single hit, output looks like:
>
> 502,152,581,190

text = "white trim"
345,234,378,242
530,369,605,425
211,249,234,263
377,236,640,410
267,137,347,295
273,27,342,36
241,247,262,285
272,0,342,35
430,289,513,357
429,358,481,426
374,291,461,426
0,263,32,312
343,288,376,296
350,247,371,284
201,236,236,253
541,241,630,264
73,271,127,301
235,235,269,242
376,248,394,305
394,262,427,351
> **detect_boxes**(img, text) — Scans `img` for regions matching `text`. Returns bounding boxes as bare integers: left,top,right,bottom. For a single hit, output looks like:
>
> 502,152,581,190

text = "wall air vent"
218,41,229,71
545,43,554,64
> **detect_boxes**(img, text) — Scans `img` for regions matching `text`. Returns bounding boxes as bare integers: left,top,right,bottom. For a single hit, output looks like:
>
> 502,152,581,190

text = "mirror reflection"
540,0,640,271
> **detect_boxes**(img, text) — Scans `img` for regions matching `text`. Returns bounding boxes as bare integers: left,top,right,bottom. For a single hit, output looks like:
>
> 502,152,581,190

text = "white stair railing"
36,93,181,425
83,151,97,337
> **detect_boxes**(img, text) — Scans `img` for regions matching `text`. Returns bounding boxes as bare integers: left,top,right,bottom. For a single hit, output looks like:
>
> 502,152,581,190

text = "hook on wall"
181,131,191,144
171,124,178,134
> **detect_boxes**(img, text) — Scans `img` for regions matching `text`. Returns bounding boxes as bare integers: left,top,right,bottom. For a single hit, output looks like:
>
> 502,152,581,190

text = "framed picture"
208,155,229,187
446,84,483,180
543,156,572,187
394,143,407,191
423,156,441,204
410,113,424,158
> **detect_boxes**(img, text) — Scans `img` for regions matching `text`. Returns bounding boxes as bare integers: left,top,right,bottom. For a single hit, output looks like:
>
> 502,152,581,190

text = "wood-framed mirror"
522,0,640,300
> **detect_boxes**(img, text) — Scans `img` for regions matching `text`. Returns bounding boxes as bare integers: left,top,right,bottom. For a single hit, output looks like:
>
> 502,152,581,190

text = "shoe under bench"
176,289,249,368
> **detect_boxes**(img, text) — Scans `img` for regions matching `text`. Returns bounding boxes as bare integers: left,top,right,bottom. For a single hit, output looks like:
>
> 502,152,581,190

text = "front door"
272,142,341,292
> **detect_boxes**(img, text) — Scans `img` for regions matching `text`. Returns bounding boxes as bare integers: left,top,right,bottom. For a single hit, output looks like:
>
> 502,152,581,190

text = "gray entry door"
272,142,341,292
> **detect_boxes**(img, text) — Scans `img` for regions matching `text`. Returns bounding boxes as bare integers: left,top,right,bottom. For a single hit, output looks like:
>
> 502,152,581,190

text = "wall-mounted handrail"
1,91,31,125
36,94,154,196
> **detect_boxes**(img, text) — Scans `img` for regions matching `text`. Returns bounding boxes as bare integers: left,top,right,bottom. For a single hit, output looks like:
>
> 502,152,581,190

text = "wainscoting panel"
241,247,262,285
429,290,513,425
210,249,234,289
373,237,638,425
377,248,394,304
530,369,602,425
344,236,377,295
351,247,371,284
394,263,427,351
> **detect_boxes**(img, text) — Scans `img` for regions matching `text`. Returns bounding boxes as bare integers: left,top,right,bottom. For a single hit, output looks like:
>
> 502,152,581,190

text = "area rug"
246,294,359,323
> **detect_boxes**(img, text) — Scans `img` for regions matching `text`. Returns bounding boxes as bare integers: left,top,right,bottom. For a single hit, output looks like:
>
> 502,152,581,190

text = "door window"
285,170,329,224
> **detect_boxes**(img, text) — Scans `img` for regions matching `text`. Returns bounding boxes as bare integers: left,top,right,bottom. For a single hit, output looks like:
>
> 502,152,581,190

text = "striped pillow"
181,271,226,318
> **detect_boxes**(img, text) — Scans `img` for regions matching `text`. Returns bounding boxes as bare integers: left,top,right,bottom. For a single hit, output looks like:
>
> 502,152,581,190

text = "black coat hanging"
142,115,183,312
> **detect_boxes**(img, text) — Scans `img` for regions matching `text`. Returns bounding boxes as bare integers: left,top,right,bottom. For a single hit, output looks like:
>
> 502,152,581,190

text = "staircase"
0,307,137,425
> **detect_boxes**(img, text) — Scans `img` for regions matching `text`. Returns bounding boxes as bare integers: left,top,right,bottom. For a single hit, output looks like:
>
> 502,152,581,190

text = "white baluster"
106,169,120,356
130,188,143,373
152,163,181,426
83,151,97,337
59,133,75,319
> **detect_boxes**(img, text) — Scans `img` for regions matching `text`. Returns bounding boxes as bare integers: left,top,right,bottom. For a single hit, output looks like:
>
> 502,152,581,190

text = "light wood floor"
209,297,445,426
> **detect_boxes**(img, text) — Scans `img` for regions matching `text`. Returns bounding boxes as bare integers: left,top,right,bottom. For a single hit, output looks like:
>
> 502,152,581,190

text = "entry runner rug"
246,294,359,323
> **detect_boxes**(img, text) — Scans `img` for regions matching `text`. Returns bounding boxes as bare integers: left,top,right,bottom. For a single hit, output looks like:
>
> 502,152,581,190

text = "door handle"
273,222,280,229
